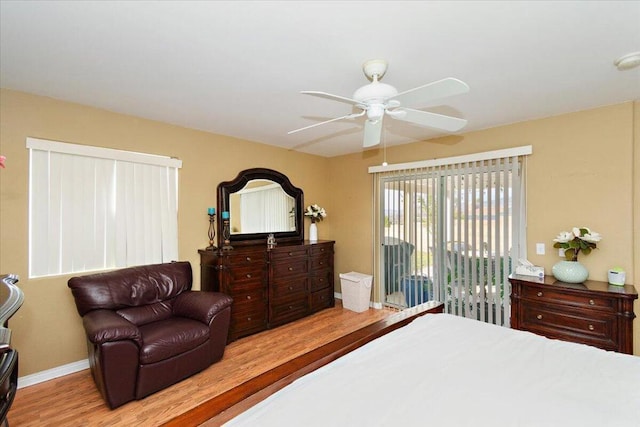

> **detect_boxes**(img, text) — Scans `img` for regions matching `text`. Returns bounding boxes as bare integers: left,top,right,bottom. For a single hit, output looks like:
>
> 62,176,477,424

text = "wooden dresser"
509,274,637,354
199,240,335,341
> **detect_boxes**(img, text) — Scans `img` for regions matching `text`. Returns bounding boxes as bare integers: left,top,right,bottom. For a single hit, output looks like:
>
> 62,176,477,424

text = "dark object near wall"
200,240,335,342
382,237,415,294
68,262,233,409
510,274,637,354
0,274,24,427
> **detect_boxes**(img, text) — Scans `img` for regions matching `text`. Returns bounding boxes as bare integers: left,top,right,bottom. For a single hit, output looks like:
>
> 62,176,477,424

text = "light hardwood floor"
9,301,393,426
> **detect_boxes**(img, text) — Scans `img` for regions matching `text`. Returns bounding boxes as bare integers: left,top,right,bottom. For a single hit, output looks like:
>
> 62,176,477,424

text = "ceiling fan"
288,59,470,148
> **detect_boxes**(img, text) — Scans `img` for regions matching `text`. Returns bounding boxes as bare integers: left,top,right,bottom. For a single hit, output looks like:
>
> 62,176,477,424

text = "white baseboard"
18,359,89,389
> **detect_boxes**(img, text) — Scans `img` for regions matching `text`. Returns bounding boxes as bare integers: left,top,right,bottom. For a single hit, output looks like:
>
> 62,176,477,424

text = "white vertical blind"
372,147,529,327
239,184,294,233
28,138,181,278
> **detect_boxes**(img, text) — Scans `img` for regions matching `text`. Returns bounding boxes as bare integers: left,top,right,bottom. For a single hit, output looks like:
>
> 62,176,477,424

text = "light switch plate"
536,243,545,255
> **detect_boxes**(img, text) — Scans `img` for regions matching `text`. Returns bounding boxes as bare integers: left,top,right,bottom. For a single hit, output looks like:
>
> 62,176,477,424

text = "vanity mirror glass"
217,168,304,245
229,180,295,234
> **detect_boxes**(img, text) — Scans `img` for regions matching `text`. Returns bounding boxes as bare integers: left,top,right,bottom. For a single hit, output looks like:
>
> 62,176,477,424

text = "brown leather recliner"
68,261,233,409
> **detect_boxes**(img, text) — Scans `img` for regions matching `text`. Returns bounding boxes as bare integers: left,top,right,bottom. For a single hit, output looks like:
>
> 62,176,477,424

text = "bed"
222,311,640,426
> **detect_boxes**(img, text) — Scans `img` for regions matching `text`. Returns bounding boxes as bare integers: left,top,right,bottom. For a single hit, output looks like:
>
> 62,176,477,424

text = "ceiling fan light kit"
289,59,470,148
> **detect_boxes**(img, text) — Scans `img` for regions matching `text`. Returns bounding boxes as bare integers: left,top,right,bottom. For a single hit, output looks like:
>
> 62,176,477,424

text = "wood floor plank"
8,302,393,426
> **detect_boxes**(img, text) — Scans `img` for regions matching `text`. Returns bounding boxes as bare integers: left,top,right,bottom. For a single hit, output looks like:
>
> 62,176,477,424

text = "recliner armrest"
83,309,141,346
173,291,233,325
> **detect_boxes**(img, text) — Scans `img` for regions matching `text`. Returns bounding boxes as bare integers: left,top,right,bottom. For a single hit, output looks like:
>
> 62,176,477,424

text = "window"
27,137,182,278
370,146,530,326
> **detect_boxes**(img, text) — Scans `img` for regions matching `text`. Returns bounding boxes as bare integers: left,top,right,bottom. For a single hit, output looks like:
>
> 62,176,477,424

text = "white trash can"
339,272,373,313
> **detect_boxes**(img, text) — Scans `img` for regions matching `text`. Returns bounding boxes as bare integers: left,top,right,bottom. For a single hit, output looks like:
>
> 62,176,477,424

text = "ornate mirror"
217,168,304,245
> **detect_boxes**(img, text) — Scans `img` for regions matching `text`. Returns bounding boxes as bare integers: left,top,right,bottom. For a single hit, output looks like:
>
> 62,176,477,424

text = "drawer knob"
246,295,251,300
288,267,294,271
536,292,543,297
288,252,293,256
247,317,252,321
589,299,595,305
288,286,293,291
536,314,543,320
289,305,293,310
588,324,594,331
246,257,251,262
246,274,252,278
319,261,324,265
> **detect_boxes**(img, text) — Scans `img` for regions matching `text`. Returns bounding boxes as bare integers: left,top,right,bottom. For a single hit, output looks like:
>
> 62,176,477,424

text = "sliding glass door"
376,152,526,326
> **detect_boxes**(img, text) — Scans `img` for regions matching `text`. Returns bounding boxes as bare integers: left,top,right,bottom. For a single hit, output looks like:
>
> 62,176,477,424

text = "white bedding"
225,313,640,427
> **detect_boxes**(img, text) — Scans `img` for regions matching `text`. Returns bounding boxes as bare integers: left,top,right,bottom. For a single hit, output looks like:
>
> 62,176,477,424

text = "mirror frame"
217,168,304,246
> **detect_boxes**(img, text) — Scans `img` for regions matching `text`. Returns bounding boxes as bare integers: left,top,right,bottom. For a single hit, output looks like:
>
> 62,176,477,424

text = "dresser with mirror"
199,168,335,341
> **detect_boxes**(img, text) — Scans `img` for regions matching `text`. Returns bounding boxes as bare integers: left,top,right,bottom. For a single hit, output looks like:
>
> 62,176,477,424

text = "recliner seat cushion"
138,318,209,364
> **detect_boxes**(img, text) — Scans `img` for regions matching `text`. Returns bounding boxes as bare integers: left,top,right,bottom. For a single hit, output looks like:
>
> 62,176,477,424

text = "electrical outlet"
536,243,545,255
559,248,565,257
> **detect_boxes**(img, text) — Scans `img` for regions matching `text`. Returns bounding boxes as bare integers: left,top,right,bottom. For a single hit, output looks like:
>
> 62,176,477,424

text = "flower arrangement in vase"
304,204,327,223
551,227,601,283
304,204,326,241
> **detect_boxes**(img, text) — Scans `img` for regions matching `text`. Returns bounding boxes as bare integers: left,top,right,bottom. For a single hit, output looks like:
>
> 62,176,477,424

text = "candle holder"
222,219,233,251
206,213,217,250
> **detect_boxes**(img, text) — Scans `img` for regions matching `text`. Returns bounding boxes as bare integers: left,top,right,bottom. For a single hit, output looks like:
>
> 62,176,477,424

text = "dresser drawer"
271,257,308,278
227,264,266,285
230,301,268,337
270,296,309,326
230,288,266,306
226,249,266,266
521,303,617,348
271,277,308,301
270,246,308,261
310,243,333,256
311,288,333,312
310,254,331,270
522,286,616,312
310,268,332,292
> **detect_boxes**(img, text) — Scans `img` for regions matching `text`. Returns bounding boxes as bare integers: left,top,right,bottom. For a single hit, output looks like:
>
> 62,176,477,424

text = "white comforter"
225,313,640,427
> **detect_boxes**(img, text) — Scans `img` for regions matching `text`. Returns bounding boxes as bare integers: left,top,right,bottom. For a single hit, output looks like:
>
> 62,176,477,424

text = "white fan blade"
288,111,365,135
363,119,383,147
390,78,469,107
301,91,364,106
389,108,467,132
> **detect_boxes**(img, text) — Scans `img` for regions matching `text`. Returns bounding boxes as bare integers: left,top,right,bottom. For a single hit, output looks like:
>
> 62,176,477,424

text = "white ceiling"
1,1,639,158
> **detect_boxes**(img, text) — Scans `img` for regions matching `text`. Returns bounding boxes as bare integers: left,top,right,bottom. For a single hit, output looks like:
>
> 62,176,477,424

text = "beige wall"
0,89,332,376
329,101,640,355
1,90,638,380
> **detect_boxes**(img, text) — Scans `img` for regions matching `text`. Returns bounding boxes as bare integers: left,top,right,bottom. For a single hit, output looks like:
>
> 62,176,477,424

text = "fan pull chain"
382,127,388,167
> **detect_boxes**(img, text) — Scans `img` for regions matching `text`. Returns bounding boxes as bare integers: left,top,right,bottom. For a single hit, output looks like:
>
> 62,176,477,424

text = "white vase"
309,222,318,242
552,260,589,283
